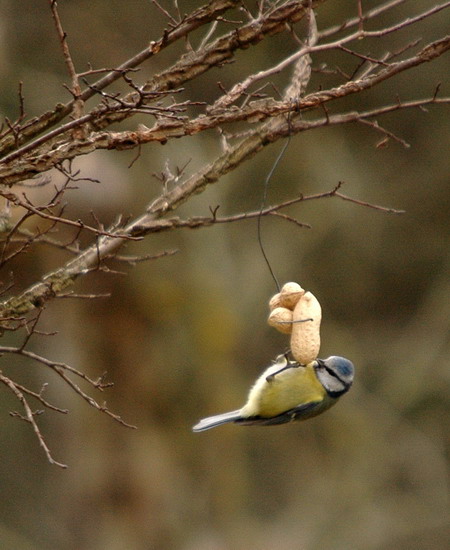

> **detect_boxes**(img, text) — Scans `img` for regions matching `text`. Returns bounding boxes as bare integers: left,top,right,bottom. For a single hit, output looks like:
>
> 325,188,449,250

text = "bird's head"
314,356,354,397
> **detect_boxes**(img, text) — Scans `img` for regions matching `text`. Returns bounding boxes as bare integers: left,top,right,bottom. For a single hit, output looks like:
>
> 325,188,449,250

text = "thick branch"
0,0,319,173
1,34,448,185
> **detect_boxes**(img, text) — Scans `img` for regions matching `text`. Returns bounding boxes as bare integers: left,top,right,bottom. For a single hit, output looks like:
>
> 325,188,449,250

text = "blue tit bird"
192,354,354,431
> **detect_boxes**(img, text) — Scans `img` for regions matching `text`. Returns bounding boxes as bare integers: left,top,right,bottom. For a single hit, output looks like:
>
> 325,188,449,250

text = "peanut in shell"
290,291,321,364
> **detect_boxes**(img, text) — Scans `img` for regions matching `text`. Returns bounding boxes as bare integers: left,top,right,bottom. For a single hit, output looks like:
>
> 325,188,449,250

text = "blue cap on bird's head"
326,356,354,378
314,356,354,397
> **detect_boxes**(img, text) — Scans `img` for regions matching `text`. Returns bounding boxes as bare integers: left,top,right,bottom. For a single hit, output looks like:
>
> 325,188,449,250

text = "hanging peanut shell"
290,291,321,364
268,307,294,334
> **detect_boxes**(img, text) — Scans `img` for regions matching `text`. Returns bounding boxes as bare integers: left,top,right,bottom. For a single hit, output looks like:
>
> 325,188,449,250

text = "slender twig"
320,0,408,39
19,307,46,351
334,191,405,213
57,292,111,299
357,118,410,148
0,346,135,427
0,346,105,386
0,372,68,468
138,184,405,231
9,381,69,414
49,1,79,92
110,249,179,264
1,191,142,240
151,0,179,25
49,0,82,116
198,20,220,50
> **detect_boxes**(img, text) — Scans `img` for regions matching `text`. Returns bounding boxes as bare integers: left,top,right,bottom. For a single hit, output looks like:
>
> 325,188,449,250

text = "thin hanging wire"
257,123,292,294
257,4,316,293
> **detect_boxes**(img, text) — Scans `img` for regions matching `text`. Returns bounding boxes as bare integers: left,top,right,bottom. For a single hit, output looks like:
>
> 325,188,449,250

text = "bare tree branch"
1,33,448,185
0,0,243,156
49,0,84,125
0,0,319,171
0,371,68,468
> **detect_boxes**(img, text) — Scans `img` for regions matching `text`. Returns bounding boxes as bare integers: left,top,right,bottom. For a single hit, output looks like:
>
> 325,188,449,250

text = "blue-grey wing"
236,400,323,426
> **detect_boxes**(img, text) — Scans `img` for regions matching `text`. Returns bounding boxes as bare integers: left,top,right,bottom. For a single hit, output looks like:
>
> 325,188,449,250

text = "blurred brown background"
0,1,449,549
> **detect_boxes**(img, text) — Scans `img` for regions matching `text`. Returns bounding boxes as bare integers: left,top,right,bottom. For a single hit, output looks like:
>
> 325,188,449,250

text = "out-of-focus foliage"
0,1,449,549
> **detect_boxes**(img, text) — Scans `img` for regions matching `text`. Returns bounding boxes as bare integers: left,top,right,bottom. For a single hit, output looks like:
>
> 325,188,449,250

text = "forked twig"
0,372,68,468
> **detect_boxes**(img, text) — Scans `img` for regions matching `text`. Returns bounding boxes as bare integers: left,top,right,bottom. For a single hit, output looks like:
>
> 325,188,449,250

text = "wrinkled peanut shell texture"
290,291,321,364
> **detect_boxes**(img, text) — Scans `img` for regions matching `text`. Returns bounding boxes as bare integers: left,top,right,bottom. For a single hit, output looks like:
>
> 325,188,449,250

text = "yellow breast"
241,362,326,418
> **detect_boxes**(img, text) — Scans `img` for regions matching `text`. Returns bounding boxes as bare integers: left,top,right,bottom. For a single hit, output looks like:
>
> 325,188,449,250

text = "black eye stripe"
323,365,351,388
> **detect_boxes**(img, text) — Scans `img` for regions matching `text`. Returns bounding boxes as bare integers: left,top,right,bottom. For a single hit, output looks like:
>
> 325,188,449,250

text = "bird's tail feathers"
192,410,241,432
